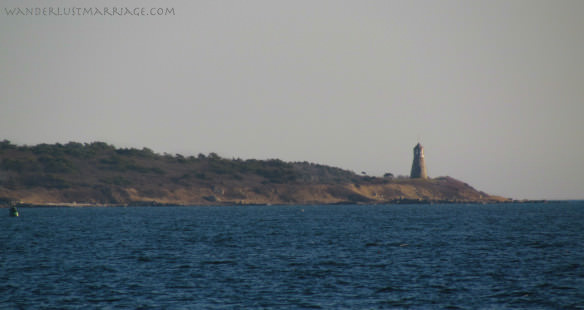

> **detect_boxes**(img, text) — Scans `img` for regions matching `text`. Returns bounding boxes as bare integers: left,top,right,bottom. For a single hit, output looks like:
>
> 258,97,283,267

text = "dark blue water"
2,203,583,309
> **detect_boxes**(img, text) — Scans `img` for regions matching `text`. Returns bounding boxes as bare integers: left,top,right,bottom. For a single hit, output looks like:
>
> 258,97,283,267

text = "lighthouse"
410,143,428,179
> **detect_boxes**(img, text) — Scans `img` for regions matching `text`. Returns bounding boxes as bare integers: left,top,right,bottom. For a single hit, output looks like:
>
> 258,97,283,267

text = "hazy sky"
1,1,583,199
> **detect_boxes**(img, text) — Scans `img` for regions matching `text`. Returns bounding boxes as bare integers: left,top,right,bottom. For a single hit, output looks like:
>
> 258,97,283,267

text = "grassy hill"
0,140,508,206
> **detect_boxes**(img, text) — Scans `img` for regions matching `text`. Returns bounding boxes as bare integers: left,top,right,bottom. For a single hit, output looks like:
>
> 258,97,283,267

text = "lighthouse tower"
410,143,428,179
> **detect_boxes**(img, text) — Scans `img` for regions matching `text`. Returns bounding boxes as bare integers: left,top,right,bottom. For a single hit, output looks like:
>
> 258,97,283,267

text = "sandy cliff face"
1,177,507,206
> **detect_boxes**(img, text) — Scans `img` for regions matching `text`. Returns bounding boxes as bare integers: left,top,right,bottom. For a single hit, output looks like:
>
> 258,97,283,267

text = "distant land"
0,140,510,206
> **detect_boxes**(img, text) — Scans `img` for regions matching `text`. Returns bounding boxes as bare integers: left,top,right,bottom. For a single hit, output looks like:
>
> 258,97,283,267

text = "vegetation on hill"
0,140,507,205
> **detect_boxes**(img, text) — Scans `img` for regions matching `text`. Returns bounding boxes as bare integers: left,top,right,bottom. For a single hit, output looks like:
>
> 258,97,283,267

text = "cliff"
0,140,508,206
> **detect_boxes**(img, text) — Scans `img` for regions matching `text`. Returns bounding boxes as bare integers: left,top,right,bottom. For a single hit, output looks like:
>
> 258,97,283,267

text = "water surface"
2,203,583,308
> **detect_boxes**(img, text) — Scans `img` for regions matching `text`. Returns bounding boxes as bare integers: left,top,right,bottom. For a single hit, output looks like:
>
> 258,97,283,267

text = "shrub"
23,174,71,189
38,156,75,173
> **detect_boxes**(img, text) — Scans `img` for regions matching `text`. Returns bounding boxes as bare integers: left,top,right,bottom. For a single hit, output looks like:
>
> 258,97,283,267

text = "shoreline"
3,199,552,208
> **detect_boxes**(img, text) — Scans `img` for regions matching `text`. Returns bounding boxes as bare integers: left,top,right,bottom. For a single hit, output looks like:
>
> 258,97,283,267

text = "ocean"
1,202,583,309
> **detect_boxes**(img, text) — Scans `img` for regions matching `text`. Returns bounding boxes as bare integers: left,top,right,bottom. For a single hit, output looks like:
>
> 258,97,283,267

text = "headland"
0,140,509,207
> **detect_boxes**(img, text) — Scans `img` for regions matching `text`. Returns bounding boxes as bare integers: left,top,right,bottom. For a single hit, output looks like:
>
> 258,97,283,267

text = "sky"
1,0,583,200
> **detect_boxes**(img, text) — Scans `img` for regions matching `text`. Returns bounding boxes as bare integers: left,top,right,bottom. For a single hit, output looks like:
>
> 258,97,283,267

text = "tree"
0,140,16,150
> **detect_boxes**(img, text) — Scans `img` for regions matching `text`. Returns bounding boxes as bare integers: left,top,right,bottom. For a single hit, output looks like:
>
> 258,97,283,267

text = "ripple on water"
1,203,583,308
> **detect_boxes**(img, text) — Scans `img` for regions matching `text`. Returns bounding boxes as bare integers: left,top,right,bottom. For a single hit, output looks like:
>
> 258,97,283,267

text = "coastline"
0,142,524,207
4,198,552,209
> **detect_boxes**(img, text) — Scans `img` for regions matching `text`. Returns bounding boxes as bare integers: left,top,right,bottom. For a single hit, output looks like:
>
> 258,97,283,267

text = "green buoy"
9,206,19,217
